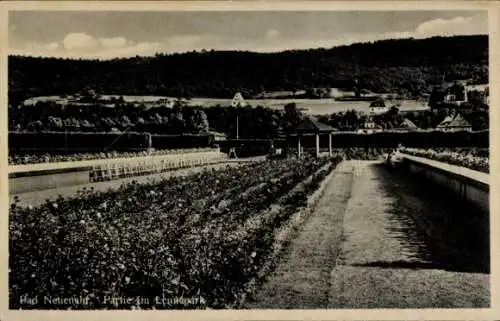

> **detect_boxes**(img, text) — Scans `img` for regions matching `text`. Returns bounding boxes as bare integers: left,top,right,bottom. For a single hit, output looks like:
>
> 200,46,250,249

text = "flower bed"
8,148,217,165
9,156,341,309
400,147,489,173
329,148,392,160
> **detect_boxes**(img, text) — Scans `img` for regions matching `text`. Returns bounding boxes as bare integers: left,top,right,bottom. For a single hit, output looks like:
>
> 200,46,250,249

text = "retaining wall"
400,153,489,213
9,167,92,194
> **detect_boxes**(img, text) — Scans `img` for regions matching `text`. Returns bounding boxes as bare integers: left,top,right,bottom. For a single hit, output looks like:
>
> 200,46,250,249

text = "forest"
8,35,488,105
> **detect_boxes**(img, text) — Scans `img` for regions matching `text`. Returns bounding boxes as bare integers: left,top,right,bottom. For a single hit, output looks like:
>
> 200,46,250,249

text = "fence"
88,151,228,182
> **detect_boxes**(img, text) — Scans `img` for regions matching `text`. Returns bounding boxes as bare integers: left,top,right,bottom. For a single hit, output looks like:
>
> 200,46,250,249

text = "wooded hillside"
9,35,488,103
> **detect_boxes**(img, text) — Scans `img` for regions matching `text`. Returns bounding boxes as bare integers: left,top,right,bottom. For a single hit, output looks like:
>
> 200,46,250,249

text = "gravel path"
247,160,489,309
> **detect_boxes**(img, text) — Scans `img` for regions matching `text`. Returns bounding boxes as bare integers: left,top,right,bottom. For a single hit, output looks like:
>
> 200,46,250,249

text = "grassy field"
24,95,430,115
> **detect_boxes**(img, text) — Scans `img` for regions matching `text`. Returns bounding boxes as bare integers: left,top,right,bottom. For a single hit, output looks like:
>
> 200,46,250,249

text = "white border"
1,2,498,320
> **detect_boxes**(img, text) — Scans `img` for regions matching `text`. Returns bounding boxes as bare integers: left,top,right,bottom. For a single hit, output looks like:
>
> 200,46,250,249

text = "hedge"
9,131,151,153
9,132,221,153
287,130,489,149
151,134,213,149
8,130,489,154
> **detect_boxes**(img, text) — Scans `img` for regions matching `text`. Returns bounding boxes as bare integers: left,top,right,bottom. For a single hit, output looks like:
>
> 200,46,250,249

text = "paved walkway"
245,160,489,309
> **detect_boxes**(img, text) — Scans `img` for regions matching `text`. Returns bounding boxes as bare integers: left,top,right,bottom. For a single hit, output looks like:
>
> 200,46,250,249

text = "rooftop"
397,118,419,130
295,117,337,134
437,114,472,128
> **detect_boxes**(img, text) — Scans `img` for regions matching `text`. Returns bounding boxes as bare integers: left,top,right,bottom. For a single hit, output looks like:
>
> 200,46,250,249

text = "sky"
9,11,488,60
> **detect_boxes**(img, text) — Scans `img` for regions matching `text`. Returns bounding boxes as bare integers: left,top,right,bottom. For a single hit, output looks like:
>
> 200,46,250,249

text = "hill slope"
8,35,488,102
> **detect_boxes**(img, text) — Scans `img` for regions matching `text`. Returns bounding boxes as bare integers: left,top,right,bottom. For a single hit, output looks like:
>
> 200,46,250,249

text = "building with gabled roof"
231,92,246,107
439,115,454,126
393,118,420,131
295,117,337,134
437,113,472,132
357,116,383,134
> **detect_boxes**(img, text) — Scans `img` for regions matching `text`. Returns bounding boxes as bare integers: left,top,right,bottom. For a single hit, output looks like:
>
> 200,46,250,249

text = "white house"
231,92,247,107
369,105,389,115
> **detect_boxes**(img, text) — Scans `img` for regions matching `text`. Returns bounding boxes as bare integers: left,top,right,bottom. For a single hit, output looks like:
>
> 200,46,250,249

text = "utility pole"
229,92,246,159
236,114,239,140
232,92,245,140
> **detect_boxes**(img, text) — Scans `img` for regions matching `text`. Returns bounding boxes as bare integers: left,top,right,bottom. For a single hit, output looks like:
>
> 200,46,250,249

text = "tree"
344,110,360,130
171,108,185,134
283,102,303,132
370,98,386,108
449,83,466,101
468,90,487,108
284,102,298,115
429,86,446,108
188,109,209,133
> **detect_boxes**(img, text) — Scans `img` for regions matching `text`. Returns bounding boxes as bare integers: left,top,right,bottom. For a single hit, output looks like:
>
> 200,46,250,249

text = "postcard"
1,1,498,320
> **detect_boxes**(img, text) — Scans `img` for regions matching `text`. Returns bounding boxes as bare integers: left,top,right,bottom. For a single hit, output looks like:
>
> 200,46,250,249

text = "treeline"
8,35,488,104
9,102,295,137
9,102,211,135
8,100,489,137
